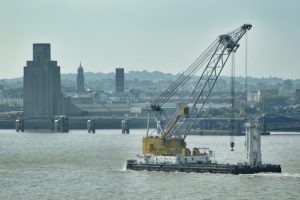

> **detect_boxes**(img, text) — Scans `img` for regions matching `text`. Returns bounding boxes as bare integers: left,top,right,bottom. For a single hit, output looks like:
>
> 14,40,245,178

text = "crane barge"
126,24,281,174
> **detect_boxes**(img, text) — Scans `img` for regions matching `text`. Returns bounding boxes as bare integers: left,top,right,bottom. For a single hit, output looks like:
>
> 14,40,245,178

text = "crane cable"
153,41,217,106
245,31,248,121
230,52,235,151
152,39,219,107
243,31,249,160
153,25,252,139
152,26,250,109
182,27,251,140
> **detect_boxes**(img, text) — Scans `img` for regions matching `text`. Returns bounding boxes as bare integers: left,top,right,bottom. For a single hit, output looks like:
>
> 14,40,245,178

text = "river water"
0,129,299,200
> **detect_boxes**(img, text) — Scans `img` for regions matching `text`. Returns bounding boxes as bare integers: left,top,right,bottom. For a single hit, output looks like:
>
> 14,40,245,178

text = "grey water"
0,129,299,200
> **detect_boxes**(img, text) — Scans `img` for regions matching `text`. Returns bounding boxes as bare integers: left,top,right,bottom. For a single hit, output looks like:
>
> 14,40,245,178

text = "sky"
0,0,299,79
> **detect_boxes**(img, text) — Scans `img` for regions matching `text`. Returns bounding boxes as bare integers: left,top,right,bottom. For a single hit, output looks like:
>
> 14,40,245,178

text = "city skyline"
0,0,299,79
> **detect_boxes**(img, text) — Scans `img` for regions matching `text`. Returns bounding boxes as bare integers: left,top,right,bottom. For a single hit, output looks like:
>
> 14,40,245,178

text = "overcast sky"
0,0,299,79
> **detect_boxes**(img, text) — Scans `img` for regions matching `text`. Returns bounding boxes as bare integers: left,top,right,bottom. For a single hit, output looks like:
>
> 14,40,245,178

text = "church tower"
77,63,85,92
115,68,124,93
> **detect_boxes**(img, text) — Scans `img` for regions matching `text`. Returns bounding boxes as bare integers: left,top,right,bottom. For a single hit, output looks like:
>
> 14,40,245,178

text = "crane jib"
147,24,252,140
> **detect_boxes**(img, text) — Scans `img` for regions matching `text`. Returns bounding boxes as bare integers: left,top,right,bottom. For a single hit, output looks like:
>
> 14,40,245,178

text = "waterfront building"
23,43,63,118
115,68,124,93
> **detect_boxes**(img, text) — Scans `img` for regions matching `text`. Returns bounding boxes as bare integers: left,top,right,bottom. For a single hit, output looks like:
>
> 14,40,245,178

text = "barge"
127,161,281,174
126,121,282,174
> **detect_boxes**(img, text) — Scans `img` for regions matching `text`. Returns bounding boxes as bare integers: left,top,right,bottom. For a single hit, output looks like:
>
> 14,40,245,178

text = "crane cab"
177,106,189,117
142,136,186,156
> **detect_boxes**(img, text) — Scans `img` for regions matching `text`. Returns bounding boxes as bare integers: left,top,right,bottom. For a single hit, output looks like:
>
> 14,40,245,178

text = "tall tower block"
77,63,85,92
23,43,62,118
115,68,124,93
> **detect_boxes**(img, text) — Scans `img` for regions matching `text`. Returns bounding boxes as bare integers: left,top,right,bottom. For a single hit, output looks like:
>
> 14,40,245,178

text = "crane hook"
230,141,235,151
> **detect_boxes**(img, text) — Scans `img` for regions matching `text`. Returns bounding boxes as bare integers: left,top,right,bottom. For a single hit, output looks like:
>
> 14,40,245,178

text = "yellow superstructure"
143,105,191,156
142,136,187,156
162,105,189,138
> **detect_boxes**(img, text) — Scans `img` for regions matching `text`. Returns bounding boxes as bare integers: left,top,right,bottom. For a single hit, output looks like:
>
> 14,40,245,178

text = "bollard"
87,119,96,133
121,119,130,134
50,118,54,132
52,115,69,133
61,116,69,133
15,118,24,132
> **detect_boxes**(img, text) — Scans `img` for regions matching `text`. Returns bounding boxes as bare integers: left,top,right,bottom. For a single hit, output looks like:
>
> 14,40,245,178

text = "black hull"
126,161,281,175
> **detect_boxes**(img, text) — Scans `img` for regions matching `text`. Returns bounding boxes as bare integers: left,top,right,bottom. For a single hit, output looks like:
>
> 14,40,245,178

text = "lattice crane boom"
152,24,252,139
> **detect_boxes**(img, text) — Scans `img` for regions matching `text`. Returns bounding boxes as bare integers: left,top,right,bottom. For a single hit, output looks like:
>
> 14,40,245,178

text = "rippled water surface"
0,129,299,200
